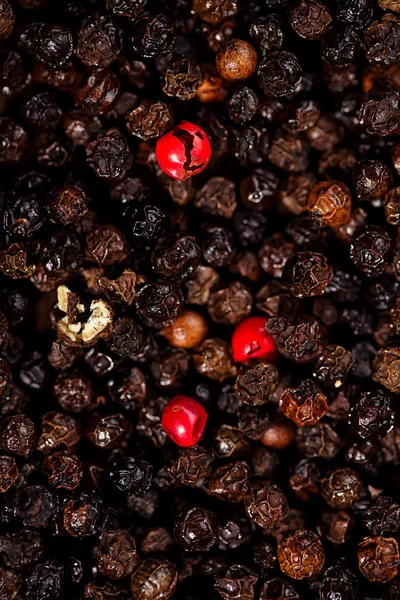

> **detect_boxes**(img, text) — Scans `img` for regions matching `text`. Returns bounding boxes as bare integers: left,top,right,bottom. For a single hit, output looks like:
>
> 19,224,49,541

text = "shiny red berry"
231,316,278,363
162,395,207,447
155,121,212,181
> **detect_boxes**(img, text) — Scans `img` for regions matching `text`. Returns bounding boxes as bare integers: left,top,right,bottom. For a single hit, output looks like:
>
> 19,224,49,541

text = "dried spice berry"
161,396,207,447
97,529,138,580
258,51,302,97
384,187,400,225
130,13,175,58
350,226,391,277
307,180,352,227
152,234,201,280
296,423,340,460
280,379,328,427
353,159,393,204
207,282,252,326
174,507,219,551
171,446,214,485
358,536,400,583
194,338,237,382
372,343,400,393
195,177,237,219
126,101,172,141
156,122,212,180
47,184,88,225
350,389,395,439
135,281,182,328
290,1,332,40
0,455,18,493
0,0,15,40
216,39,258,82
75,14,122,67
282,252,333,298
205,461,250,503
363,495,400,536
215,565,258,600
266,315,324,363
43,450,82,490
163,59,202,100
278,530,325,580
86,413,129,449
86,129,132,179
234,362,278,406
63,491,105,537
130,558,177,600
258,233,295,278
0,415,36,457
320,467,362,509
74,68,120,116
161,311,208,349
244,480,289,528
313,345,354,389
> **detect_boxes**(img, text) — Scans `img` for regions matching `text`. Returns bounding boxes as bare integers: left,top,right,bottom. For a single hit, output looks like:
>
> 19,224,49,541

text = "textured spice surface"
2,1,400,599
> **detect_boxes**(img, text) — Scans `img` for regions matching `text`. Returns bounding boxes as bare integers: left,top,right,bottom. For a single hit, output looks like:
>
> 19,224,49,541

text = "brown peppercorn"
290,1,332,40
161,310,208,349
384,187,400,225
216,39,258,82
86,224,128,265
86,413,129,450
37,412,81,455
97,529,139,580
318,510,352,545
277,530,325,580
234,361,278,406
207,282,252,325
244,480,289,529
0,455,18,492
42,450,82,490
307,180,352,227
358,536,400,583
205,461,250,503
261,416,296,450
196,72,228,103
280,379,328,427
193,0,237,25
193,338,237,382
258,233,296,278
379,0,400,9
214,425,250,458
130,558,177,600
321,467,362,509
282,252,333,298
215,565,258,600
126,100,172,141
288,458,320,502
313,345,354,388
0,0,15,40
373,343,400,393
0,415,36,457
296,423,340,460
171,446,214,485
174,506,219,552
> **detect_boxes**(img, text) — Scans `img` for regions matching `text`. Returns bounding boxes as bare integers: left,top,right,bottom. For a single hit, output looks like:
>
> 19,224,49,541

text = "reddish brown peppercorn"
308,180,352,227
278,530,325,580
282,252,333,298
358,536,400,583
130,558,177,600
280,379,328,427
0,455,18,492
216,39,258,82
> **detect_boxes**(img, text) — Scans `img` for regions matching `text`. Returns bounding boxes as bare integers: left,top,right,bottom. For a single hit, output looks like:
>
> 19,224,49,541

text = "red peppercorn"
162,395,207,447
155,121,212,181
231,316,278,363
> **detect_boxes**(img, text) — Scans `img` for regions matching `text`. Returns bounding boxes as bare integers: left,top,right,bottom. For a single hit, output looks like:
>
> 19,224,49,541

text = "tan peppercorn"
216,39,258,82
308,180,352,227
278,529,325,579
161,310,208,349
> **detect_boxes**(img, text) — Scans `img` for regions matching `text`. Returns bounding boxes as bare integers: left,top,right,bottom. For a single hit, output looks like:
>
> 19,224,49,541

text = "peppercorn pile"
2,0,400,598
